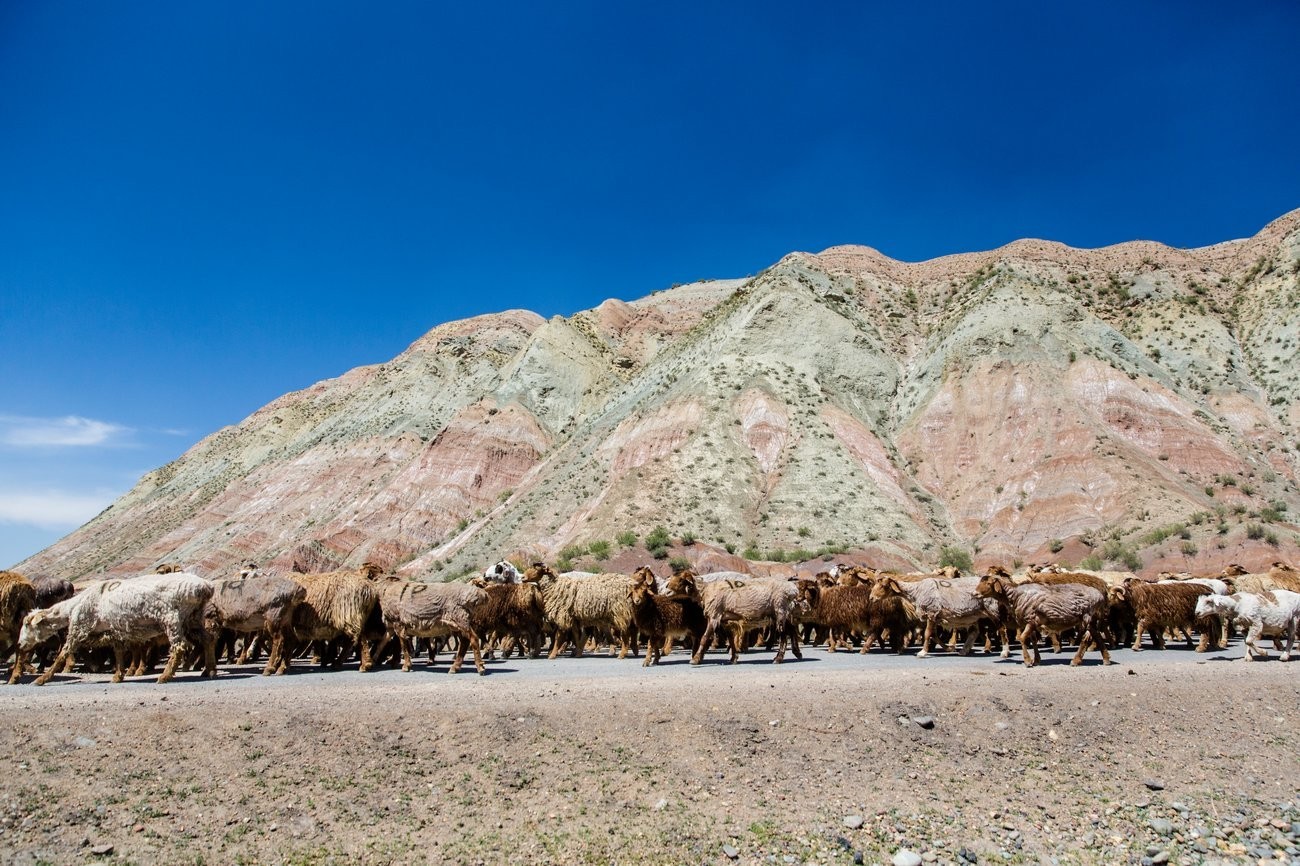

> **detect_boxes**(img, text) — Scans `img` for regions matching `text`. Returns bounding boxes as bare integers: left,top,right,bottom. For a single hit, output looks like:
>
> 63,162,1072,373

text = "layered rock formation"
20,211,1300,580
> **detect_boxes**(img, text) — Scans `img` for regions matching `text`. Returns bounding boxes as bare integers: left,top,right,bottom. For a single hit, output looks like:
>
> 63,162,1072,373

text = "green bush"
1048,538,1064,554
1079,554,1104,571
645,526,671,549
938,546,973,572
616,530,638,548
669,556,691,572
587,540,611,561
1246,523,1265,540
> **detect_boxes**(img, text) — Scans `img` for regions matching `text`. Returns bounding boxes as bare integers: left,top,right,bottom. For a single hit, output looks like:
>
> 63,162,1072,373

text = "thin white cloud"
0,488,120,530
0,415,130,447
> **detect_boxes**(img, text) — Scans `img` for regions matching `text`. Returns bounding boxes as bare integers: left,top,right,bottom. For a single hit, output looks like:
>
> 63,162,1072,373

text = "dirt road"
3,646,1299,865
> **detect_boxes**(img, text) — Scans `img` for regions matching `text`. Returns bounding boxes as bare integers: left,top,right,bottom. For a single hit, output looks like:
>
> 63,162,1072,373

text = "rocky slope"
19,211,1300,580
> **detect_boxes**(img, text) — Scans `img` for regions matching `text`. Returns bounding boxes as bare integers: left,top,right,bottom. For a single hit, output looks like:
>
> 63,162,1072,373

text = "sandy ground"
3,645,1300,866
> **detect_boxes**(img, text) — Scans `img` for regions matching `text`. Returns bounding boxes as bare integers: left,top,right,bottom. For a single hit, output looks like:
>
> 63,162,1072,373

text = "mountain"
20,211,1300,581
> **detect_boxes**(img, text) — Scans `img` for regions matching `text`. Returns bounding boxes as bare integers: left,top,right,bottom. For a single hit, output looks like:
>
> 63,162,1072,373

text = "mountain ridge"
20,210,1300,581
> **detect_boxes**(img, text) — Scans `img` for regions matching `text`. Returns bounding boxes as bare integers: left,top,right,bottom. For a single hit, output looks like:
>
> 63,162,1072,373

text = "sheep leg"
263,633,283,676
357,634,374,672
1245,622,1263,661
691,620,715,665
1015,626,1033,666
1282,619,1298,662
788,622,803,660
959,626,977,657
36,643,73,686
917,618,934,658
202,630,218,678
1070,627,1091,666
772,625,788,664
7,650,29,685
1131,619,1147,651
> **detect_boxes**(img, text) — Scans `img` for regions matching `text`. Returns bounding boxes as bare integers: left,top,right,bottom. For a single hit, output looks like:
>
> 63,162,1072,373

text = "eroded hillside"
20,211,1300,580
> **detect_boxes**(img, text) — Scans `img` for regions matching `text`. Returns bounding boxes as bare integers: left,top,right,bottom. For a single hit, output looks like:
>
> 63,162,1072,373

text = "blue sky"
2,2,1299,568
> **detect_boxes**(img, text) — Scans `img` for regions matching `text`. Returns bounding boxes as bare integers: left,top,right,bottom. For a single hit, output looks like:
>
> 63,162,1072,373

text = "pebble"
1152,851,1170,864
843,815,864,829
90,844,114,856
653,798,668,811
892,850,923,866
912,716,936,729
1150,818,1175,836
722,844,739,860
73,737,97,749
1144,779,1165,791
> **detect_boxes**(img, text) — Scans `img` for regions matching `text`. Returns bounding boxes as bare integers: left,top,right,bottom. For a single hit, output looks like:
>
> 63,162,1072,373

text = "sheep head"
19,607,67,651
975,574,1008,599
523,563,556,584
869,576,904,603
359,562,385,581
631,566,657,590
664,572,699,599
1221,563,1248,576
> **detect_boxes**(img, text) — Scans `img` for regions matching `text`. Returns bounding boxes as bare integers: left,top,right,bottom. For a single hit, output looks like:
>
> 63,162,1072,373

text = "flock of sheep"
1,557,1298,686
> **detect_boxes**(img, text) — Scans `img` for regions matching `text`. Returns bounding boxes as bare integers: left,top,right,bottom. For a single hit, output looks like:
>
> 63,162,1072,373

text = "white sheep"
20,573,213,685
1196,591,1300,661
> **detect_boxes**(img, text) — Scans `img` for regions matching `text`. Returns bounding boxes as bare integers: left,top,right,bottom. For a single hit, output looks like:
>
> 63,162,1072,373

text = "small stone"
853,854,864,866
1152,851,1170,864
913,716,936,729
653,798,668,811
1150,818,1175,836
723,844,739,860
73,737,97,749
893,850,923,866
768,720,780,727
843,815,864,829
90,844,114,856
1144,779,1165,791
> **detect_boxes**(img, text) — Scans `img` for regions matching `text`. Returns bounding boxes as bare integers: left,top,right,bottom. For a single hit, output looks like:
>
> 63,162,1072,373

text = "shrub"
1048,538,1064,554
645,526,671,549
587,540,611,561
938,546,973,572
1180,541,1198,556
679,531,696,546
668,556,691,572
616,530,638,547
1079,554,1104,571
1246,523,1265,540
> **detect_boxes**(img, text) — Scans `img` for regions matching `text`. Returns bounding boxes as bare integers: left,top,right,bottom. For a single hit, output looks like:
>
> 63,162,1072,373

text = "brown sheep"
373,576,488,674
288,566,383,672
1,571,37,684
31,576,74,609
976,574,1111,667
805,578,876,653
869,574,1004,657
468,576,546,659
528,563,638,660
692,577,818,665
627,566,706,666
1109,578,1214,652
201,575,307,676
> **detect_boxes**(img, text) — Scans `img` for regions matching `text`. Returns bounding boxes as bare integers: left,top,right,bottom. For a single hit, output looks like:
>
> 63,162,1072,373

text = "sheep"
468,576,546,659
287,566,383,672
627,566,706,666
691,577,818,665
869,574,1005,657
483,560,522,584
526,563,638,659
1196,590,1300,661
1108,579,1214,652
1028,563,1136,588
1,571,37,685
373,576,489,674
201,575,308,676
20,573,213,685
976,573,1111,667
804,577,876,654
1021,568,1112,652
31,576,75,609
